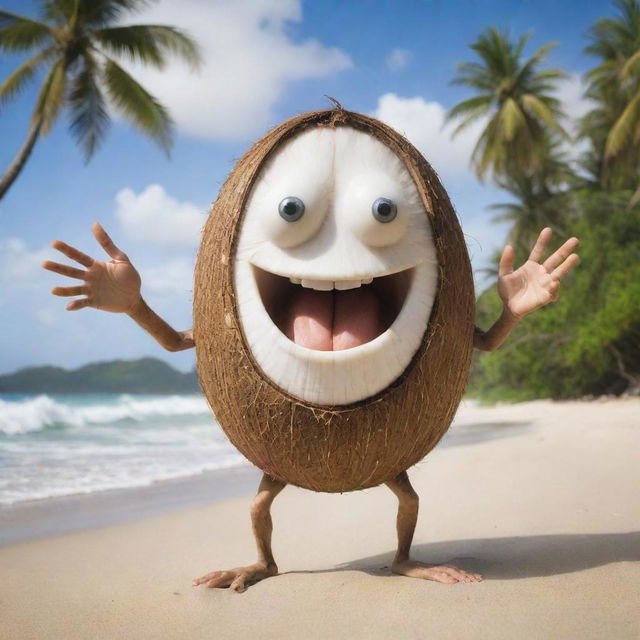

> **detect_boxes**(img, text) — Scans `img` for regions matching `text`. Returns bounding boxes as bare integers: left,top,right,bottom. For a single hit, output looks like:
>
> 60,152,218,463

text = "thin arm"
127,297,195,352
473,310,519,352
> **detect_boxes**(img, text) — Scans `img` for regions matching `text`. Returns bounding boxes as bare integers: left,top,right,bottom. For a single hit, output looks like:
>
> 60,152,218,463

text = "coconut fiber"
194,107,475,493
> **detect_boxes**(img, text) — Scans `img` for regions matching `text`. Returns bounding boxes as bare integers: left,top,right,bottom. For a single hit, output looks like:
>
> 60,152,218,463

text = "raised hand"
43,223,141,313
498,228,580,319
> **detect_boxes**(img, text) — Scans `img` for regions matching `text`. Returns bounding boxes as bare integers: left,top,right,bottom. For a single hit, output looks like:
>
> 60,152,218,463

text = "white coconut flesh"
233,126,439,406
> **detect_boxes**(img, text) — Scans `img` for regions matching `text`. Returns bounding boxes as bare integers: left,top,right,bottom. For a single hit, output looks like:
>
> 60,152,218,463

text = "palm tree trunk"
0,116,43,202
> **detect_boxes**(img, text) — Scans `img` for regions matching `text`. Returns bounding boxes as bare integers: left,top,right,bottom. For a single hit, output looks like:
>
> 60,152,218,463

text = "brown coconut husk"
194,107,475,493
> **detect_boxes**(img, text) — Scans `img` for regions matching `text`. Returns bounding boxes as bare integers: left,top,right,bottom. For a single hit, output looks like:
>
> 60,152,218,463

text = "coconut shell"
194,108,475,493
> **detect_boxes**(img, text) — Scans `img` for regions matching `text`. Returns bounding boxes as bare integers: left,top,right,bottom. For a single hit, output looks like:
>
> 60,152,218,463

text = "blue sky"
0,0,610,374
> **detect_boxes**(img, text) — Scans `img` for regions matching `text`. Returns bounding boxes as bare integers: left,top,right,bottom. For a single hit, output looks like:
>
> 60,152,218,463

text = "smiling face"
195,109,475,492
234,126,439,406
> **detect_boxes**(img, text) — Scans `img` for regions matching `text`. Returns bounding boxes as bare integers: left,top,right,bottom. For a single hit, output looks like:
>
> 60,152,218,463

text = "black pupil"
284,201,299,216
377,202,392,217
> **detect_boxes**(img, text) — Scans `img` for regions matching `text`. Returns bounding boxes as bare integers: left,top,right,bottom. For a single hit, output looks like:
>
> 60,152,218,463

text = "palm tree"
581,0,640,189
489,137,576,253
0,0,201,201
446,27,568,183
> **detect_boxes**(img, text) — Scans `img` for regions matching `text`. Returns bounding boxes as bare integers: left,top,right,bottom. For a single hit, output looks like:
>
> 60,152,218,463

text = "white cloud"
372,93,485,180
0,238,54,287
141,258,194,296
35,307,60,326
115,184,207,247
555,73,593,125
386,48,411,71
121,0,352,141
554,73,594,161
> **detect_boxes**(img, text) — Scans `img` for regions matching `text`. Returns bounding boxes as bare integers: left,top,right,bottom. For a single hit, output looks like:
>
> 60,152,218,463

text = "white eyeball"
243,128,333,249
338,173,409,247
259,189,328,248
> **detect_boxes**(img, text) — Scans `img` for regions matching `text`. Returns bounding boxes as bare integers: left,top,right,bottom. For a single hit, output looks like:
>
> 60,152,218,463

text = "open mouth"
233,258,436,405
253,266,414,351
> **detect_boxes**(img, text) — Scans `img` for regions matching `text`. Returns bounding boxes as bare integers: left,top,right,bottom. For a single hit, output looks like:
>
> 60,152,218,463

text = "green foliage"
469,190,640,401
490,137,577,252
451,8,640,401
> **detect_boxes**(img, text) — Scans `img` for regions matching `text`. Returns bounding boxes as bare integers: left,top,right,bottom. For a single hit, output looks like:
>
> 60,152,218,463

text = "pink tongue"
286,288,381,351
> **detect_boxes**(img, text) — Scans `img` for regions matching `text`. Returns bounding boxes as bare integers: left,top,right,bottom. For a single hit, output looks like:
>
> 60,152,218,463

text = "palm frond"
521,94,568,136
41,0,75,23
605,91,640,157
0,46,55,108
0,9,53,52
68,52,110,161
513,31,532,60
445,94,491,120
102,56,173,153
620,49,640,78
94,24,202,70
498,97,525,141
33,59,67,133
449,104,492,137
42,0,150,26
84,0,153,25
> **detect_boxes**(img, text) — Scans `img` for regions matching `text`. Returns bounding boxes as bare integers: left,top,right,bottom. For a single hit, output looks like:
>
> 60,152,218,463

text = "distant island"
0,358,201,394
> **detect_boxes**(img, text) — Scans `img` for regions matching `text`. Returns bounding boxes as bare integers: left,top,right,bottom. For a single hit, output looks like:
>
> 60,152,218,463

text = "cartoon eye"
372,197,397,223
278,197,305,222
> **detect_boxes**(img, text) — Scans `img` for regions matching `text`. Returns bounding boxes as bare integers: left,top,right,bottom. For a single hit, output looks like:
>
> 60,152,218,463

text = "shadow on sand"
440,420,532,448
286,532,640,581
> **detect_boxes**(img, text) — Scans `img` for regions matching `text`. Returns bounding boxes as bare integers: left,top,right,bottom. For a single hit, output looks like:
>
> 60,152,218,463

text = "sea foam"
0,394,209,435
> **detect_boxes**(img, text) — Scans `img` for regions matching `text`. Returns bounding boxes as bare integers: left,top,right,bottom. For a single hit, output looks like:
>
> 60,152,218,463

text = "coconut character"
44,106,580,591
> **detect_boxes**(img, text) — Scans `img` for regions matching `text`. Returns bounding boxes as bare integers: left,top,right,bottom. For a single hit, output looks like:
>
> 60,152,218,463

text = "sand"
1,398,638,639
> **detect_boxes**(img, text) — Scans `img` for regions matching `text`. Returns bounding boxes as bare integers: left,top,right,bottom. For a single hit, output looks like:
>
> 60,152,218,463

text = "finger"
66,298,92,311
551,253,580,280
230,573,247,593
92,222,127,260
42,260,87,280
543,237,580,271
528,227,553,263
498,244,515,277
52,240,94,268
52,285,87,297
547,281,561,302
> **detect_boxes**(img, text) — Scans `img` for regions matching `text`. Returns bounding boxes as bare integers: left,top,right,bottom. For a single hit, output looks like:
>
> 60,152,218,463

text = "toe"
206,571,233,588
230,573,247,593
193,570,219,586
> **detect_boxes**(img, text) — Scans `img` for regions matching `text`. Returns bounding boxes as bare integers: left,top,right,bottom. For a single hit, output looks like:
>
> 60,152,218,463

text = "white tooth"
362,277,373,285
334,280,362,290
301,279,333,291
289,277,301,284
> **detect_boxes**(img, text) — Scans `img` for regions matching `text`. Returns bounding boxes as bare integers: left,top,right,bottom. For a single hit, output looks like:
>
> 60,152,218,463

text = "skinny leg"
386,471,482,584
192,473,286,593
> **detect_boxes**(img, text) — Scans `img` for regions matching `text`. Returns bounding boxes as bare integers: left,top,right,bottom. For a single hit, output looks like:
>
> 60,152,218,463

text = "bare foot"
192,562,277,593
392,559,482,584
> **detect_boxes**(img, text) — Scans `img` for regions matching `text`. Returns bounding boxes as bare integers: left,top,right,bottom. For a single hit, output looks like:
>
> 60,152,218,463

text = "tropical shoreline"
1,397,638,640
0,463,260,547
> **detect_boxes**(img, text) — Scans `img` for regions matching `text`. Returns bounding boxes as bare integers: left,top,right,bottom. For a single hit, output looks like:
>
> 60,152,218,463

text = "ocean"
0,393,246,505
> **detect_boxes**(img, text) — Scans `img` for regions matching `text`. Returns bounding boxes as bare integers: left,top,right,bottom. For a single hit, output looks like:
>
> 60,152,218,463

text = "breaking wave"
0,394,210,436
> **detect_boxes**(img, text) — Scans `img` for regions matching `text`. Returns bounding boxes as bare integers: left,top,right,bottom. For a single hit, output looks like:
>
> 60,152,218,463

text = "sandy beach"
1,397,638,639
